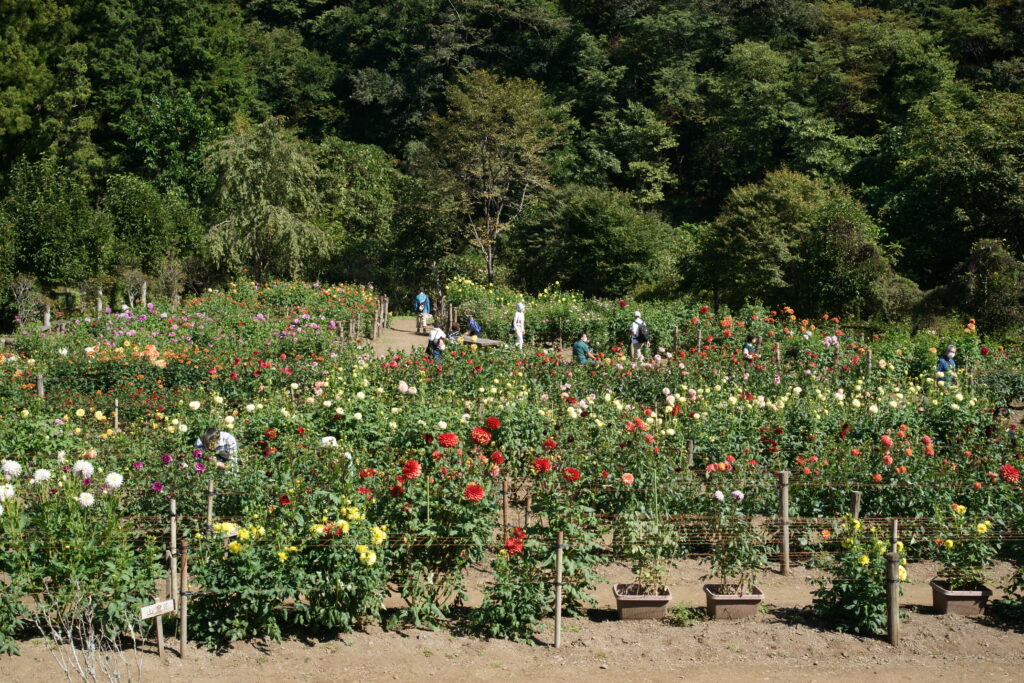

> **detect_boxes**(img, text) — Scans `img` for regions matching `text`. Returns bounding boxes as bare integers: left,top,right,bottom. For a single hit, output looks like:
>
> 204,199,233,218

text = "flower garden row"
1,280,1023,653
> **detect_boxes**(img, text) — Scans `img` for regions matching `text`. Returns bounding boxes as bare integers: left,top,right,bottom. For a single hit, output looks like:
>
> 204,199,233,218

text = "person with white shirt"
427,325,447,359
629,311,647,362
195,428,239,469
512,303,525,349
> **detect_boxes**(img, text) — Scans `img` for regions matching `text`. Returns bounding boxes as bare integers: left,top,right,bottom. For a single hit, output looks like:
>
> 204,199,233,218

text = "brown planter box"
930,579,991,616
613,583,672,620
703,584,764,619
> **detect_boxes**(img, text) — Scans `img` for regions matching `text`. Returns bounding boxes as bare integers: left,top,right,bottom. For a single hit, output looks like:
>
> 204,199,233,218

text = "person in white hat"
512,302,526,349
629,311,649,362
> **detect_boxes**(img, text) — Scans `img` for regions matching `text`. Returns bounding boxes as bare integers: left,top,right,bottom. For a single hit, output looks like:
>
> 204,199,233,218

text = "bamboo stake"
886,519,900,646
554,531,564,649
206,479,215,531
851,491,862,519
501,476,510,544
686,439,695,469
778,471,790,576
169,499,179,604
179,540,189,658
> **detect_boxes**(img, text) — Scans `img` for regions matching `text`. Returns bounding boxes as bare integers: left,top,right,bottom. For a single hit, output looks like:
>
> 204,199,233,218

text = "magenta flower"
195,462,206,473
151,481,164,493
161,453,172,465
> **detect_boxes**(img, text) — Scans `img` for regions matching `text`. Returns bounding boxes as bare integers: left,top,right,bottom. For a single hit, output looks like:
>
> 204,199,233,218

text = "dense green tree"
204,118,326,280
876,87,1024,288
3,158,112,287
949,238,1024,336
421,70,557,283
514,185,682,297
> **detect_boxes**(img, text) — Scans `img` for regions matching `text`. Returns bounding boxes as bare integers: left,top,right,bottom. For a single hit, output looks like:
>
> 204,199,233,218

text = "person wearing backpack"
630,311,649,362
414,289,431,334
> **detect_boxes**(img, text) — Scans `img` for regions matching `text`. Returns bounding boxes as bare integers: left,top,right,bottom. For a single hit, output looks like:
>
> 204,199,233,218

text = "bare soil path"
7,560,1023,682
370,316,429,358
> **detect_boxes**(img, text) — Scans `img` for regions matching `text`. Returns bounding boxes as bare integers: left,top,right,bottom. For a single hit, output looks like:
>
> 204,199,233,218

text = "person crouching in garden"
937,344,958,385
573,332,597,364
427,325,447,359
742,334,760,362
195,427,239,469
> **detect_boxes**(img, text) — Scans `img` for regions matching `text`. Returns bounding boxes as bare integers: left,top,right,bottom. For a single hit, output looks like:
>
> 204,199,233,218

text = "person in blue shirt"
572,332,597,364
467,315,482,337
936,344,957,385
414,290,431,333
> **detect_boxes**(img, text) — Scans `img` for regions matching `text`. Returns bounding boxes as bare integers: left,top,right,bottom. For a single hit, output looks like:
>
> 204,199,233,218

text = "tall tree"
421,70,557,282
204,117,326,280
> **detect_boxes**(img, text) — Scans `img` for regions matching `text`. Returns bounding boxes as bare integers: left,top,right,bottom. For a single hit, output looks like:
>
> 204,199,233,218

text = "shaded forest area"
1,0,1023,331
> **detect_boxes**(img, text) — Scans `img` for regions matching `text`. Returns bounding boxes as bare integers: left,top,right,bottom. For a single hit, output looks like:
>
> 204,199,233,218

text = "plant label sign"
141,599,175,620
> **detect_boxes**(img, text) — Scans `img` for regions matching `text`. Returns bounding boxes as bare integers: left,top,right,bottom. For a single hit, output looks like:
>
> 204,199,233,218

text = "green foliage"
931,504,998,590
204,117,327,280
102,174,202,270
951,239,1024,337
701,491,769,595
471,533,550,643
809,516,908,636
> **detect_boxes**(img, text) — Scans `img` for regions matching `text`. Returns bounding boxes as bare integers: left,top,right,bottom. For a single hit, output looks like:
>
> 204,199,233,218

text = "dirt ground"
7,559,1023,682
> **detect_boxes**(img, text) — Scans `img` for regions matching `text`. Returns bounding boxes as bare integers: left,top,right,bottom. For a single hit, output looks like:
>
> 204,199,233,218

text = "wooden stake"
673,325,679,351
96,288,103,314
141,280,148,307
156,612,165,659
686,439,695,469
169,499,179,603
867,348,873,375
775,346,782,365
886,519,900,646
36,374,44,398
554,530,564,648
778,471,790,576
206,479,215,531
524,493,531,528
114,398,119,432
179,540,189,658
501,476,510,544
851,491,862,519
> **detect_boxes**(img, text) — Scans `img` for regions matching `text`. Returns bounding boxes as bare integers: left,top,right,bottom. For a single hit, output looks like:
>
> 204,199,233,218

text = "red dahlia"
532,457,552,473
265,428,278,439
471,427,492,445
279,494,291,506
359,468,376,479
1000,463,1020,484
485,416,501,430
438,432,459,448
490,451,505,464
464,482,485,502
543,438,557,451
402,460,422,480
562,467,581,482
504,537,524,555
389,484,405,497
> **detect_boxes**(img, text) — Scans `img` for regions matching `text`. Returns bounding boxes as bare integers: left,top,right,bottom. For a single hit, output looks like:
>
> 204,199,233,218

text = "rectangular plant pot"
703,584,764,620
613,583,672,620
930,579,991,616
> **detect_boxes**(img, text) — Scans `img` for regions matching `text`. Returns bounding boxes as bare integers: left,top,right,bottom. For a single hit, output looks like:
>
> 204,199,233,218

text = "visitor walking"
572,332,597,364
512,303,525,349
629,311,648,362
414,289,431,334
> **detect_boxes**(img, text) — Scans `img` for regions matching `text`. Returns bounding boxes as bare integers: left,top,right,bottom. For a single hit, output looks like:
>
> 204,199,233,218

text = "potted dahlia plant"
612,509,677,619
930,503,997,615
701,489,768,619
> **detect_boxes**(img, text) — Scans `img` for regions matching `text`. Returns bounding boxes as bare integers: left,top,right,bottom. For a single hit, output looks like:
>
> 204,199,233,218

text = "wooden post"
885,519,900,646
673,326,679,351
384,296,390,329
778,471,790,576
141,280,148,307
155,610,165,659
206,479,215,531
867,348,873,375
114,398,119,432
356,312,362,338
501,476,510,545
686,439,695,469
524,493,531,528
42,304,51,330
554,530,564,648
96,288,103,314
179,540,189,658
851,491,862,519
775,346,782,365
36,374,44,398
169,499,179,602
